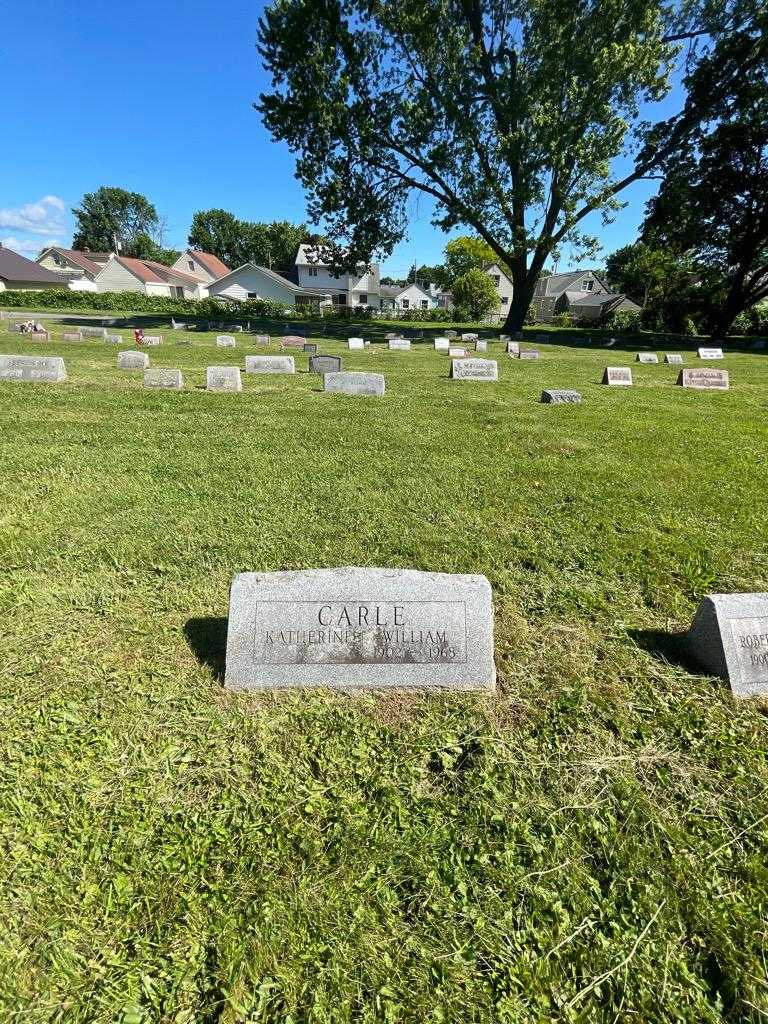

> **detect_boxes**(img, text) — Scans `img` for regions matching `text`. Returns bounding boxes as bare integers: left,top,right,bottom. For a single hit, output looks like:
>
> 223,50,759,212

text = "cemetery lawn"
2,325,768,1024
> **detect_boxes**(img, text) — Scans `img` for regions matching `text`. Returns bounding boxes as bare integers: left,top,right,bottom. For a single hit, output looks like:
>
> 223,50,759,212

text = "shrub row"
0,289,295,321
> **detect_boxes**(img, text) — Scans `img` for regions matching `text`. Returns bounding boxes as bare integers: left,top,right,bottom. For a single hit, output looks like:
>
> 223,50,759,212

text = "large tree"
189,211,314,271
72,187,160,254
257,0,757,331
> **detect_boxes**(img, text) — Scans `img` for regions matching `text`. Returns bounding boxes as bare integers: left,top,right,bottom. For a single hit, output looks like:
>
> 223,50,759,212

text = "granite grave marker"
688,593,768,698
324,371,384,396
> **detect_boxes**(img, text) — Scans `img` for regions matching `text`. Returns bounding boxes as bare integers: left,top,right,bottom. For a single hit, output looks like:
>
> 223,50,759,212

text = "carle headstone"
207,366,242,392
461,333,478,341
602,367,633,386
309,354,342,375
388,338,411,350
217,335,236,348
450,358,498,381
434,337,450,351
324,371,384,396
665,353,684,364
347,337,365,350
117,350,150,370
636,353,659,363
688,593,768,698
245,355,295,374
81,326,108,338
255,334,270,345
105,334,124,344
541,389,582,404
144,368,183,390
224,567,495,691
303,343,318,356
677,368,729,390
0,354,67,383
698,346,724,359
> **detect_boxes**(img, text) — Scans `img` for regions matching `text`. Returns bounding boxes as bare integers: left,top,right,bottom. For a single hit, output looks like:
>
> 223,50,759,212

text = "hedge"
0,289,295,321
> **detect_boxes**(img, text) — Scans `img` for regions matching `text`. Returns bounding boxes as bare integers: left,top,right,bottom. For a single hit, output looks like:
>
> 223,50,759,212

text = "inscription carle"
225,567,495,690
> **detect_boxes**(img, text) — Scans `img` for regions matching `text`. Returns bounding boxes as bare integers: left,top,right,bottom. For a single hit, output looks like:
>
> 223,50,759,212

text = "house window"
421,300,428,309
358,293,367,304
308,267,318,277
501,295,509,305
247,292,259,299
187,260,195,272
402,298,410,309
582,279,594,291
53,253,63,266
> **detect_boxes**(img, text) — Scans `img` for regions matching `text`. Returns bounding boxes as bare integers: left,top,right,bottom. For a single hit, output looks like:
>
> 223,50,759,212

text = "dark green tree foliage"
188,211,317,271
129,232,180,266
72,187,160,254
452,268,499,320
257,0,755,331
642,17,768,336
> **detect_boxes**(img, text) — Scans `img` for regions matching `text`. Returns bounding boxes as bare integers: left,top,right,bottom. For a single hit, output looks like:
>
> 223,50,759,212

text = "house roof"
142,260,205,287
569,292,640,311
108,257,168,284
0,246,63,284
212,262,331,296
39,247,103,278
186,250,230,278
539,270,610,296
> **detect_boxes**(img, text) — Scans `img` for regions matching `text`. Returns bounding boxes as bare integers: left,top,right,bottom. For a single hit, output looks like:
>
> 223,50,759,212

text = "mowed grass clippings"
1,325,767,1023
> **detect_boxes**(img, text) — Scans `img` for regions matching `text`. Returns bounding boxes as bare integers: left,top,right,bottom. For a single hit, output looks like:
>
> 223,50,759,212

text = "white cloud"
1,235,61,255
0,195,67,235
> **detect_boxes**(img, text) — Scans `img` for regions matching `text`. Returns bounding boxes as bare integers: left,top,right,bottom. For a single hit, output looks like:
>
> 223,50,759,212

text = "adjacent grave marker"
636,353,659,363
224,567,496,691
602,367,633,386
245,355,295,375
541,389,582,404
143,335,162,346
324,371,384,396
255,334,270,345
475,340,487,352
388,338,411,351
303,343,318,356
461,333,478,341
434,337,450,351
698,346,724,359
217,335,236,348
105,334,124,344
309,354,342,375
81,326,108,338
281,336,306,349
448,347,467,357
519,350,540,360
144,368,183,390
688,593,768,698
449,358,498,381
348,337,365,350
62,332,83,342
506,341,520,355
207,366,242,392
665,353,684,364
118,351,150,370
0,354,67,383
677,368,729,390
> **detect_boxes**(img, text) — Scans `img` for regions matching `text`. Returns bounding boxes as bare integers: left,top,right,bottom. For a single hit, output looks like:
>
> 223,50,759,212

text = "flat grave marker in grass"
0,354,67,383
105,334,124,344
245,355,295,375
688,593,768,699
224,567,496,691
602,367,633,386
677,368,730,390
449,347,467,357
309,355,342,375
449,358,498,381
324,371,384,396
217,335,236,348
62,332,83,342
665,353,684,364
542,389,582,404
519,350,540,361
636,353,659,363
206,366,242,392
117,351,149,370
698,346,724,359
144,368,183,391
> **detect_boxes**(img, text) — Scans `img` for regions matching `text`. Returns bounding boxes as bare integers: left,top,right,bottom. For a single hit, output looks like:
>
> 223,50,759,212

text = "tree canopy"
188,211,322,271
257,0,757,329
72,187,160,255
452,268,499,320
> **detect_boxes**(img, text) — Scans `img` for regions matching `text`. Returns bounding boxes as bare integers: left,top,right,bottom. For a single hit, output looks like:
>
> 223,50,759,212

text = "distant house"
0,245,64,291
171,250,230,285
37,246,107,292
295,245,381,308
533,270,640,322
380,281,453,312
484,263,514,317
94,256,209,299
208,262,330,306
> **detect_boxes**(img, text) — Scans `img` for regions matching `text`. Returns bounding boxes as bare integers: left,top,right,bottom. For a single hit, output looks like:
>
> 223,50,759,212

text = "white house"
208,262,330,306
37,247,109,292
94,256,209,299
295,245,381,308
381,282,434,311
171,250,230,285
484,263,514,317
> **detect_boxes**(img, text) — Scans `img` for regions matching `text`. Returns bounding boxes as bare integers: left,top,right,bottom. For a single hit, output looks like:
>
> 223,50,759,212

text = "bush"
602,308,641,333
451,269,498,321
0,289,293,321
377,307,454,323
551,312,574,328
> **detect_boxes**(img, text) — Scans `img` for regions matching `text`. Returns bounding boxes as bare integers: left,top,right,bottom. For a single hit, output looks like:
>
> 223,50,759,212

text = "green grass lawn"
1,323,767,1023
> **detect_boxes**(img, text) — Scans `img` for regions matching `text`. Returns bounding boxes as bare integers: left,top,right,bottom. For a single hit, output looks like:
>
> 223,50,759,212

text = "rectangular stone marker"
118,350,150,370
698,346,724,359
541,389,582,404
217,335,236,347
688,593,768,698
255,334,270,345
105,334,124,344
461,333,478,341
434,337,450,351
475,340,487,352
636,353,659,363
519,350,540,360
224,567,495,691
450,358,498,381
677,368,729,390
144,368,183,390
62,332,83,342
206,366,242,392
303,343,317,355
309,354,342,375
81,326,107,338
388,338,411,350
665,353,684,364
28,331,49,341
0,354,66,383
348,337,365,350
324,371,384,396
245,355,295,374
143,335,162,346
602,367,633,386
506,341,520,355
281,336,306,348
449,347,467,357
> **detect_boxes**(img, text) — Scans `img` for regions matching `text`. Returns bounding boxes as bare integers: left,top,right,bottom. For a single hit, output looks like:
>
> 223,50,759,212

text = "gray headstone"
224,567,495,691
475,340,488,352
217,335,236,348
206,366,242,392
448,347,467,357
105,334,124,344
62,332,83,342
665,353,684,364
636,353,659,363
506,341,520,355
81,326,108,338
254,334,270,345
324,371,384,396
450,358,498,381
688,593,768,698
281,336,306,348
444,330,458,338
117,350,150,370
698,347,724,359
347,337,365,350
541,389,582,404
677,368,729,390
602,367,633,386
144,368,183,390
461,333,478,341
303,343,318,355
143,335,162,346
519,350,540,360
388,338,411,350
245,355,295,374
0,354,67,383
434,338,450,351
309,355,342,375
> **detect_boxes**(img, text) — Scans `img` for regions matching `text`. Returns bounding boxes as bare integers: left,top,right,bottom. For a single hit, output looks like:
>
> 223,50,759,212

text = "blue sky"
0,0,683,275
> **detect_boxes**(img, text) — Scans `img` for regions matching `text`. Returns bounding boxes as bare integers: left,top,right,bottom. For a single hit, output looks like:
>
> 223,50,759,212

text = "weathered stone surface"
105,334,124,344
303,343,318,355
698,346,724,359
224,567,496,691
81,326,107,338
461,333,478,341
206,366,242,392
143,335,162,346
388,338,411,350
636,353,659,363
281,336,306,348
0,354,67,383
62,332,83,342
245,355,295,374
665,353,684,364
688,593,768,698
519,350,540,360
444,330,457,338
450,358,498,381
475,340,488,352
324,371,384,396
541,389,582,404
506,341,520,355
677,368,729,390
434,337,450,351
309,355,342,375
347,337,365,350
217,335,236,348
602,366,633,386
117,350,150,370
254,334,270,345
448,347,467,357
144,368,183,390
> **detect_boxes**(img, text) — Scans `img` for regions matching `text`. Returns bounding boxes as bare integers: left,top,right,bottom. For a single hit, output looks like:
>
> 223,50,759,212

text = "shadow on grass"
185,617,228,683
628,628,702,675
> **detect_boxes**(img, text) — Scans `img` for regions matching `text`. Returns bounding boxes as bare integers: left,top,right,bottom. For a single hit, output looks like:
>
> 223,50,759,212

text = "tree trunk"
503,275,536,333
708,288,746,339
